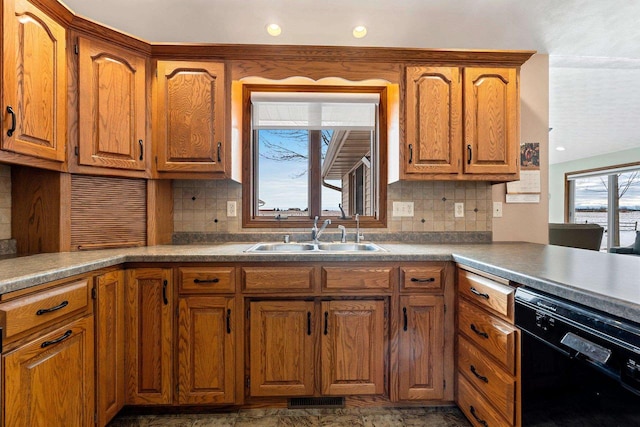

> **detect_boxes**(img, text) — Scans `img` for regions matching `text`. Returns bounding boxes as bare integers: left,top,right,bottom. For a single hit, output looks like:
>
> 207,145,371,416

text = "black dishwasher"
515,287,640,426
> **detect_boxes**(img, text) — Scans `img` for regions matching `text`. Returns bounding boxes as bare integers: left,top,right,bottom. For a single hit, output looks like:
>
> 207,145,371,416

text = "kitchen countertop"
1,242,639,323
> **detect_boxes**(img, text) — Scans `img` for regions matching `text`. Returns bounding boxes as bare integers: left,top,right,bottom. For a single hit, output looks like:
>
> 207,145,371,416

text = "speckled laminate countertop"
1,242,639,323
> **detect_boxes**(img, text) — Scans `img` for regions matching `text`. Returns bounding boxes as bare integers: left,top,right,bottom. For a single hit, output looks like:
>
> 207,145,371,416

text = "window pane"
573,175,608,249
617,171,640,247
256,130,309,217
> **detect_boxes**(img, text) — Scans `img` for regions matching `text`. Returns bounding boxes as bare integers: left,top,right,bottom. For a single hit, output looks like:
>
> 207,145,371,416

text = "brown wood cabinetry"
1,0,67,166
76,36,149,173
456,266,521,427
125,268,173,404
95,270,125,427
404,66,519,181
154,61,227,175
178,296,235,404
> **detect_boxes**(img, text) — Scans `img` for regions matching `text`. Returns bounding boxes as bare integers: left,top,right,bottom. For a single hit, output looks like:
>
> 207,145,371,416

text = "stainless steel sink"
245,242,385,253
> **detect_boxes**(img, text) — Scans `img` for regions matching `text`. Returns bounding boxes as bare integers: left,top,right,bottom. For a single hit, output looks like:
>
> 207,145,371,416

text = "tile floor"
108,407,471,426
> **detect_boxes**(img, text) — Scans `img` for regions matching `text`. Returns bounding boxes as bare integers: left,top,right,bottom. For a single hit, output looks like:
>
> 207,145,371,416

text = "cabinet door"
463,67,518,175
95,270,125,426
125,268,173,404
249,300,314,396
405,67,462,175
2,0,66,162
398,295,445,400
78,37,148,171
178,296,235,404
321,300,385,395
155,61,226,173
3,315,94,427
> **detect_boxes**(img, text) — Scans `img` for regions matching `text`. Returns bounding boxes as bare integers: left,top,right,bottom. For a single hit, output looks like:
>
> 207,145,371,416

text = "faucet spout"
312,217,331,243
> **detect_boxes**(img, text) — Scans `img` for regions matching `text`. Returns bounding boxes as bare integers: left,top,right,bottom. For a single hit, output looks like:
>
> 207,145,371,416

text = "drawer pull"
410,277,435,283
403,307,408,331
226,309,231,334
193,278,220,284
470,323,489,339
470,365,489,383
41,330,72,348
36,300,69,316
307,311,312,336
324,311,329,335
162,280,169,305
470,287,490,299
469,405,489,427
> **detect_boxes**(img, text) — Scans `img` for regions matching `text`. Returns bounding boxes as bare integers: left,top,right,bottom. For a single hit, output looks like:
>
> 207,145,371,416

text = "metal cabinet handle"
403,307,408,331
469,406,489,427
36,300,69,316
307,312,312,336
470,365,489,383
217,142,222,162
138,139,144,161
162,280,169,305
6,106,16,137
41,330,72,348
226,309,231,334
467,144,472,165
411,277,435,283
324,311,329,335
470,287,490,299
470,323,489,339
194,278,219,284
408,144,413,164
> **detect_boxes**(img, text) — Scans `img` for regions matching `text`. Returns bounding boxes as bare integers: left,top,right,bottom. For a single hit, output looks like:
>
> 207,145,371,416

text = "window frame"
241,84,388,229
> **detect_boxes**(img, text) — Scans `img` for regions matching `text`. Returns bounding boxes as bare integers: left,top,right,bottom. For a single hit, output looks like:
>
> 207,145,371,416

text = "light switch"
493,201,503,218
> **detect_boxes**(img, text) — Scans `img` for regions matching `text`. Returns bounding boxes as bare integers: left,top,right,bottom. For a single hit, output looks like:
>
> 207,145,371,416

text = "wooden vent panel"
71,175,147,250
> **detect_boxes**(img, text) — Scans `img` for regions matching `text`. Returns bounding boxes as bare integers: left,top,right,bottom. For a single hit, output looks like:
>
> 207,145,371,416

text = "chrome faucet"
312,216,332,243
355,214,363,243
338,225,347,243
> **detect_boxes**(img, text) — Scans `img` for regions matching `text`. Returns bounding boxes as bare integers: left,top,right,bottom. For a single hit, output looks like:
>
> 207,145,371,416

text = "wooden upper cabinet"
463,67,519,176
77,37,148,172
154,61,227,174
1,0,66,162
405,66,462,175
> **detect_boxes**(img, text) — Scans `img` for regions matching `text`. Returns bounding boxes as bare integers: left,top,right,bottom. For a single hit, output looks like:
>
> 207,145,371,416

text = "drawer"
400,266,443,292
322,266,393,291
458,374,512,427
0,279,90,340
242,266,314,292
458,335,516,424
458,298,518,374
458,269,514,321
179,267,236,293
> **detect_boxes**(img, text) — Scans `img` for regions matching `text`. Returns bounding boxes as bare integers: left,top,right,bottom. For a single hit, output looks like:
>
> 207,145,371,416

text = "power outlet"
454,203,464,218
392,201,414,217
226,201,237,217
493,201,503,218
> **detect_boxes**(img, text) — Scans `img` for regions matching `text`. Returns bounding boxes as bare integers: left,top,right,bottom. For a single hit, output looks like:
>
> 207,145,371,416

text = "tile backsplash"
174,179,492,235
0,165,11,240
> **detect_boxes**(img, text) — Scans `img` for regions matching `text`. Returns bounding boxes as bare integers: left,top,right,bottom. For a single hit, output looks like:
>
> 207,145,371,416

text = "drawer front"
458,374,512,427
458,298,518,374
0,279,90,339
458,335,516,423
179,267,235,293
322,266,393,291
242,266,314,292
400,266,443,292
459,269,514,321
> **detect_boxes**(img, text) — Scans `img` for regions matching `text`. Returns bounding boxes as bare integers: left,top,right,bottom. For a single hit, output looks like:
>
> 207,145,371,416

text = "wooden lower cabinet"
178,296,235,404
398,295,445,400
125,268,173,404
249,300,315,396
95,270,125,426
3,315,95,427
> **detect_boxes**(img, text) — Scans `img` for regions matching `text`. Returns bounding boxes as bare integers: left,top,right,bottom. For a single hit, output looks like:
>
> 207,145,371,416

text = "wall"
492,54,550,244
0,164,11,239
549,147,640,223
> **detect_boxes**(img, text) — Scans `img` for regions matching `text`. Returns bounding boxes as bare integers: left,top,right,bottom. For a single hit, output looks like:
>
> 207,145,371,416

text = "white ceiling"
61,0,640,165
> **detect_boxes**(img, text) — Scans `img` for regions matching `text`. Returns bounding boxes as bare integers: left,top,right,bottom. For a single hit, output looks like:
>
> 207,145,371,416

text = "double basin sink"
245,242,386,253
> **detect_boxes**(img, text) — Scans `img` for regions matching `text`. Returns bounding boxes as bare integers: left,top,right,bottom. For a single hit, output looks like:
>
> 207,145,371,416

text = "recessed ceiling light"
266,24,282,37
352,25,367,39
556,146,566,151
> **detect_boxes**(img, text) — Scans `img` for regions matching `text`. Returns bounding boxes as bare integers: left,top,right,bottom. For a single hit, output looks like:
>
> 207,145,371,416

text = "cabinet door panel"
78,37,147,171
178,296,235,404
2,0,66,162
321,300,385,395
3,316,94,427
398,295,444,400
405,67,462,175
463,67,518,175
155,61,226,173
249,300,314,396
125,268,173,404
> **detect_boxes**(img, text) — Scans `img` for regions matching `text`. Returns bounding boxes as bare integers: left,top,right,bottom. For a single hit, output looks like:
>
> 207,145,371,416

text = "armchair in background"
609,231,640,256
548,223,604,251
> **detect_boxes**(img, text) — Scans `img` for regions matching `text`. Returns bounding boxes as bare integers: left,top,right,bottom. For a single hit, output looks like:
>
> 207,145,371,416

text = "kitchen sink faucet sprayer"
312,216,332,243
355,214,363,243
